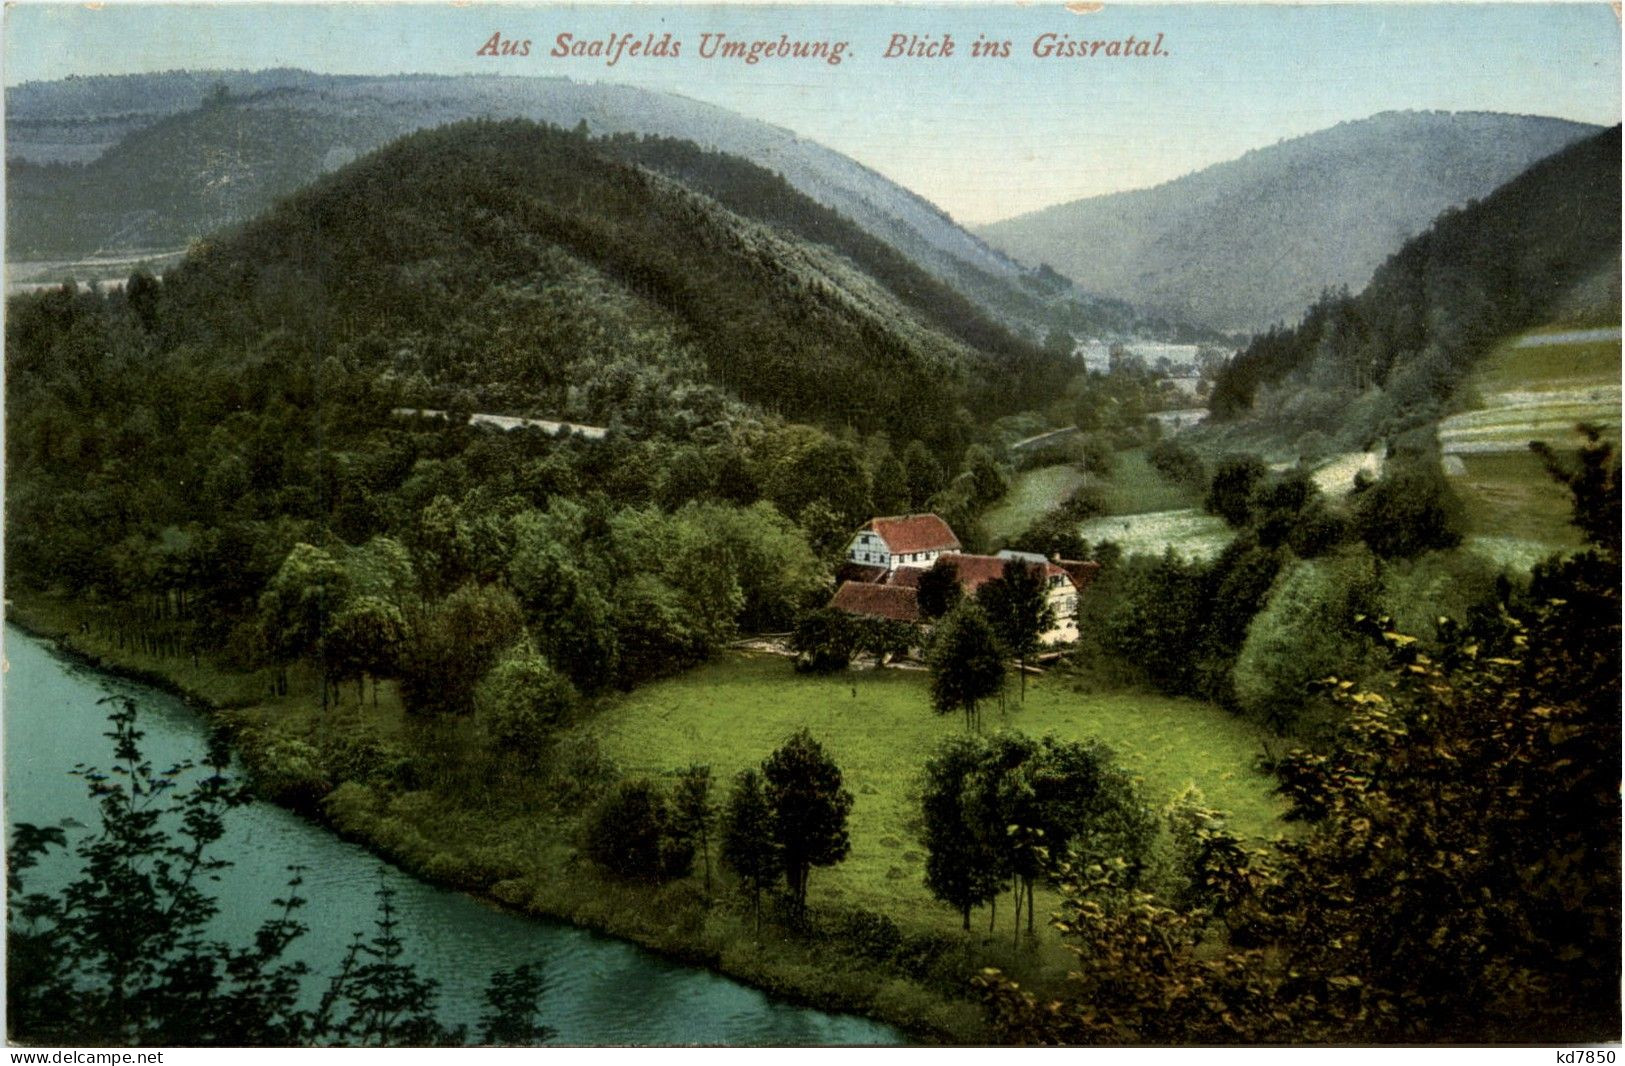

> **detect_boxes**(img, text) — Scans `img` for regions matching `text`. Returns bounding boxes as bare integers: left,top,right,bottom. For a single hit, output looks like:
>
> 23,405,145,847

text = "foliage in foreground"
977,437,1622,1044
7,697,552,1047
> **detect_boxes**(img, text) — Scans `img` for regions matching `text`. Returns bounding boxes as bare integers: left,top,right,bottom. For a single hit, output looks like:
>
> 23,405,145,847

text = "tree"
478,964,556,1046
962,732,1154,946
963,444,1010,510
679,501,826,632
582,778,692,883
1352,454,1464,559
1204,454,1267,528
858,616,916,665
397,583,523,717
761,730,853,913
1530,425,1621,558
790,607,861,673
719,769,780,934
506,515,619,693
914,558,962,620
919,734,1005,931
902,440,945,509
258,542,351,705
7,697,549,1046
1230,550,1382,735
927,601,1005,731
1148,439,1206,488
1095,549,1206,696
325,595,406,706
976,560,1055,701
1007,511,1089,563
671,764,716,900
473,641,578,767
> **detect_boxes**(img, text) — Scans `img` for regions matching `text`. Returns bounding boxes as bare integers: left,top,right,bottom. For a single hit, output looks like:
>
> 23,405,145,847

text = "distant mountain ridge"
1207,123,1621,448
976,111,1602,335
7,69,1209,342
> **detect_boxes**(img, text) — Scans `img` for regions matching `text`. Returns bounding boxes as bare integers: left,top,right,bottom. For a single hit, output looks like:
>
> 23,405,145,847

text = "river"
1,623,904,1046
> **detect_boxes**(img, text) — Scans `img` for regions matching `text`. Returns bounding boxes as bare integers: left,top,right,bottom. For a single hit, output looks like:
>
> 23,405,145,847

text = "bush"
858,617,917,663
1231,550,1383,737
319,732,413,790
1007,510,1088,561
1074,434,1116,477
1148,439,1206,487
1054,483,1108,523
582,778,693,882
1205,454,1268,527
543,734,620,811
1353,455,1465,559
475,641,578,765
790,607,861,673
824,908,905,962
239,730,331,810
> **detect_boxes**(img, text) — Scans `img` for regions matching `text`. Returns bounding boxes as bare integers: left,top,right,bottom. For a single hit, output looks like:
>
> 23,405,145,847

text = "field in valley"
979,446,1207,548
578,651,1291,947
977,463,1084,546
1076,507,1235,561
1440,326,1620,552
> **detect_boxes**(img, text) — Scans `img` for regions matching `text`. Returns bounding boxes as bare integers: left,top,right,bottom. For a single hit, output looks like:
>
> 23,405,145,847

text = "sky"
3,2,1620,223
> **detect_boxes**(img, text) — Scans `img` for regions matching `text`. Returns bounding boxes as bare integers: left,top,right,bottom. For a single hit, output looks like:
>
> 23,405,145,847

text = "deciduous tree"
761,730,853,913
927,601,1004,731
976,560,1054,701
719,769,779,934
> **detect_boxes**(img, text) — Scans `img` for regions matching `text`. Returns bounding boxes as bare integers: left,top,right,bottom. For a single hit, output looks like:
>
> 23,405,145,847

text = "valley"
4,43,1619,1049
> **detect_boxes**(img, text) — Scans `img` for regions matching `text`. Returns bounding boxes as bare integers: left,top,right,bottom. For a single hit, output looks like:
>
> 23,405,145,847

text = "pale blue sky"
4,3,1619,222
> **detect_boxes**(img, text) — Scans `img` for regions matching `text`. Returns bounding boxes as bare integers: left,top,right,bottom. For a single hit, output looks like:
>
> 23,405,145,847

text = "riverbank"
6,592,986,1045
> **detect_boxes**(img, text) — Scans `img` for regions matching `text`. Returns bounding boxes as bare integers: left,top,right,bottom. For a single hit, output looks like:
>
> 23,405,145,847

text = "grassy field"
1440,328,1619,552
1098,447,1207,516
980,447,1205,547
1440,332,1620,457
978,463,1084,545
580,652,1290,946
11,591,1290,1041
1077,508,1235,561
1452,451,1587,548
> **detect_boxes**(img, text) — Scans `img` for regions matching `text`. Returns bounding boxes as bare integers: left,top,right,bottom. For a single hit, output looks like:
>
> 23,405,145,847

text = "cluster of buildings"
828,514,1097,644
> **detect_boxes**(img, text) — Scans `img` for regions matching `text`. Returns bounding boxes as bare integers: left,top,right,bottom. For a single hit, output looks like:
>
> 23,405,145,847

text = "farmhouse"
829,515,1095,645
844,514,961,571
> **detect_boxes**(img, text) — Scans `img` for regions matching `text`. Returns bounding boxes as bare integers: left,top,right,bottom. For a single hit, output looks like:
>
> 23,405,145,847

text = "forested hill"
602,134,1044,370
977,111,1600,335
133,119,1067,446
4,116,1085,703
1208,123,1621,448
7,70,1201,343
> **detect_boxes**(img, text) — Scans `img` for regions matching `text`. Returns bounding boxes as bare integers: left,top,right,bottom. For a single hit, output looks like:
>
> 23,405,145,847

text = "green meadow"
580,651,1290,942
1441,328,1620,551
977,463,1084,545
979,446,1206,547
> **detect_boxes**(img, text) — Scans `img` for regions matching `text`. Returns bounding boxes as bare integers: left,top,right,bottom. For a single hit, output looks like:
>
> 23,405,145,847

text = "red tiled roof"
836,562,890,585
862,514,961,555
939,553,1070,594
1054,559,1101,594
828,581,920,623
887,566,926,589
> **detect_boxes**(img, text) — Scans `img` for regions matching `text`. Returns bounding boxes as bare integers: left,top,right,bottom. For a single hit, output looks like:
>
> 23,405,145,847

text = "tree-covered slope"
977,111,1601,335
141,118,1061,447
5,119,1072,700
1207,124,1621,448
7,71,1200,343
